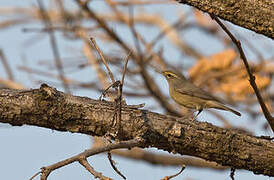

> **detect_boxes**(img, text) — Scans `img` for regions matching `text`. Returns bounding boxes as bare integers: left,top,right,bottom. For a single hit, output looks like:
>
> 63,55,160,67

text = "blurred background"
0,0,273,179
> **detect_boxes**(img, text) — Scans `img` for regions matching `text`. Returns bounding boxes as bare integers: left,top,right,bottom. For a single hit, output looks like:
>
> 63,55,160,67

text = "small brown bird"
162,70,241,117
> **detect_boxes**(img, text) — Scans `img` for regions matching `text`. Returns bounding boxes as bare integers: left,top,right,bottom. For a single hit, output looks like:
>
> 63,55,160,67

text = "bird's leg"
197,109,203,117
193,109,203,120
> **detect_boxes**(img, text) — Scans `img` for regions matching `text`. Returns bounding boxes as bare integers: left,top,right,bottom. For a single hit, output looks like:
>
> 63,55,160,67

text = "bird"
161,70,241,117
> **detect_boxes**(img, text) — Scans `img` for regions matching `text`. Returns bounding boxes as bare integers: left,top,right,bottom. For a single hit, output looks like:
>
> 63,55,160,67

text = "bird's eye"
167,74,172,78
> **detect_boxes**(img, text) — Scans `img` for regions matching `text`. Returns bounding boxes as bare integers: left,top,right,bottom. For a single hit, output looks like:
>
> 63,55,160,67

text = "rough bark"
0,84,273,176
175,0,274,39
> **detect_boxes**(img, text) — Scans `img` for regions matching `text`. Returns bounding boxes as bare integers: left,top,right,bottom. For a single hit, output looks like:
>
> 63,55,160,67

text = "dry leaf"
189,58,211,79
210,49,236,70
189,49,237,79
219,74,271,96
261,60,274,73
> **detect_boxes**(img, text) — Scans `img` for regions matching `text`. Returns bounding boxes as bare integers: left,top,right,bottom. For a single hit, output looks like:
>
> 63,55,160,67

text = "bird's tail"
211,102,241,116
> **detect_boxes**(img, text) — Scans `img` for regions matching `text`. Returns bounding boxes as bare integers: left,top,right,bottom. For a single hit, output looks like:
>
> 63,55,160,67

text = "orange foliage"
188,49,272,100
219,74,271,99
189,49,236,79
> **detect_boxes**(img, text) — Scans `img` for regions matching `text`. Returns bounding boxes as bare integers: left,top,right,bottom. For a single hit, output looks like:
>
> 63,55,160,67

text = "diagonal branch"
89,37,116,84
210,14,274,132
0,85,273,176
107,152,126,180
0,49,14,80
78,158,112,180
161,165,186,180
37,138,143,180
31,138,144,180
37,0,70,93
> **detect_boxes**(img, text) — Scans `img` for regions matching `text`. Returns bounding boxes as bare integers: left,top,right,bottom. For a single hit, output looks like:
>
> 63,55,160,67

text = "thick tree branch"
0,85,273,176
175,0,274,39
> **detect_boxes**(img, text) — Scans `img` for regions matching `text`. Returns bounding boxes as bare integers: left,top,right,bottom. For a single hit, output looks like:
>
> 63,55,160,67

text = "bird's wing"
175,81,222,102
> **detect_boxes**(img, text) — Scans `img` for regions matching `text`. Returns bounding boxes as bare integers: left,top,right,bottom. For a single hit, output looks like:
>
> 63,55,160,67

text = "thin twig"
121,52,132,86
108,152,126,179
83,42,110,88
149,15,186,52
89,37,116,84
29,171,41,180
37,0,70,93
99,81,120,100
98,51,131,179
115,52,132,135
230,168,236,180
128,6,143,63
161,165,186,180
79,157,112,180
76,0,129,52
30,138,144,180
210,14,274,132
0,49,14,80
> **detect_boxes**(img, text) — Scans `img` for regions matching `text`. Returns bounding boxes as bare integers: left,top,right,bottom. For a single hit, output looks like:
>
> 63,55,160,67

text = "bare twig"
102,54,131,180
121,52,132,86
210,14,274,132
83,42,110,88
161,165,186,180
108,152,126,179
89,37,116,84
0,49,14,80
29,171,41,180
128,6,143,62
230,168,236,180
96,52,131,141
99,81,120,100
149,15,186,49
37,0,70,93
115,52,132,134
30,138,144,180
79,157,112,180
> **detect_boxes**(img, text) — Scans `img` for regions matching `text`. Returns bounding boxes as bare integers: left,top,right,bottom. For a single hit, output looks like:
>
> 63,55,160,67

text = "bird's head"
161,71,180,80
161,70,186,86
